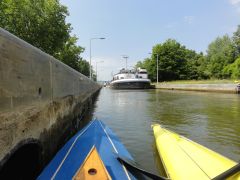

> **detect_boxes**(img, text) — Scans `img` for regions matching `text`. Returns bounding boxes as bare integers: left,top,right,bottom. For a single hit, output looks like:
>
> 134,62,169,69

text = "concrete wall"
0,28,101,176
155,83,239,93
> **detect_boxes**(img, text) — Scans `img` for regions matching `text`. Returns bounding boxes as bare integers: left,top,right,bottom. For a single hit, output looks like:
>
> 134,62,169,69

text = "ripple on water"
93,88,240,172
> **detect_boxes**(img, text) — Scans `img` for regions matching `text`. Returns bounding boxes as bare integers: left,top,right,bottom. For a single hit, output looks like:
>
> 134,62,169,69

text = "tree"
206,35,235,78
78,60,90,77
196,54,210,79
135,61,144,69
184,49,199,80
56,36,84,71
0,0,89,75
233,25,240,58
223,58,240,79
136,39,207,81
0,0,71,57
151,39,189,81
142,58,156,81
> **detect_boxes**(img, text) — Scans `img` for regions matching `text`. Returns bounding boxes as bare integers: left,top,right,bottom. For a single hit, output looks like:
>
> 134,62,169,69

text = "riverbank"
153,80,240,93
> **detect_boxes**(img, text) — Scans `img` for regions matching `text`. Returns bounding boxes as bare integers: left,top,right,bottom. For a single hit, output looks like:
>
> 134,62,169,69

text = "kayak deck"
152,124,240,180
38,120,135,180
73,146,112,180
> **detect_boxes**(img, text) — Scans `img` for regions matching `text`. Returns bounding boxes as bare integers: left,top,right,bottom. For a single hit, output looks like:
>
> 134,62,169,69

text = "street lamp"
89,37,105,79
95,60,104,82
149,52,159,84
122,55,129,70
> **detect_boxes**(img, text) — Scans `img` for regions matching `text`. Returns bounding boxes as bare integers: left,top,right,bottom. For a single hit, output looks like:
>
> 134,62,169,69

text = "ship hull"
110,80,151,89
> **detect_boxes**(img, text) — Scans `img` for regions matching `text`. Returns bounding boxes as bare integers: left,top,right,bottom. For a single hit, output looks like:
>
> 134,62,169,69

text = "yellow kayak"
152,124,240,180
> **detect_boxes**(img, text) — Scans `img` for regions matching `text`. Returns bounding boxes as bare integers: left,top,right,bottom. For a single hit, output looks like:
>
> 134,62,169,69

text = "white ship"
110,68,151,89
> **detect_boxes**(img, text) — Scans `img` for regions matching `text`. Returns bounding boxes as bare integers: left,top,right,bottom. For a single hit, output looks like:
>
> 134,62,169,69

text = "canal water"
92,88,240,175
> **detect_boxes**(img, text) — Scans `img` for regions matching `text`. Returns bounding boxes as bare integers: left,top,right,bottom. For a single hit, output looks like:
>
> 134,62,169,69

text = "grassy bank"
152,79,240,85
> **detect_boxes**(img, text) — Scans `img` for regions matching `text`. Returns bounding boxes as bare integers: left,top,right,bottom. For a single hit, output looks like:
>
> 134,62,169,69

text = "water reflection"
93,88,240,174
149,90,240,160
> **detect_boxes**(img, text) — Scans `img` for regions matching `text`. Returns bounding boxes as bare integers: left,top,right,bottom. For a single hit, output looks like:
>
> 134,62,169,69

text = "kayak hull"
152,124,240,180
38,120,136,180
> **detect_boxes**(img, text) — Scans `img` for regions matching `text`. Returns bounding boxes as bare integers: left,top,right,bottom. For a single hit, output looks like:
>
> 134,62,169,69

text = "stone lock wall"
0,28,101,176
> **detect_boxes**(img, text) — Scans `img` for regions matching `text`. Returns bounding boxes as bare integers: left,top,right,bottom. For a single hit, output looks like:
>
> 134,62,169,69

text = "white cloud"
229,0,240,5
229,0,240,13
184,16,195,24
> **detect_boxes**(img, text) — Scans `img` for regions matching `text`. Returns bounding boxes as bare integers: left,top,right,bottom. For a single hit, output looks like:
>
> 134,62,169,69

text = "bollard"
236,84,240,94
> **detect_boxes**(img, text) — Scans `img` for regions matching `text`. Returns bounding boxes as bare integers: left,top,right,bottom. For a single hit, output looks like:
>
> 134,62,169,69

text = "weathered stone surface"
156,83,238,93
0,28,101,176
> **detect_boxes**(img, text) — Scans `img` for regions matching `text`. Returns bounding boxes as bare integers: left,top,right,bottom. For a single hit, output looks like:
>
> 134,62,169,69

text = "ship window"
120,77,124,79
139,72,147,74
139,76,142,78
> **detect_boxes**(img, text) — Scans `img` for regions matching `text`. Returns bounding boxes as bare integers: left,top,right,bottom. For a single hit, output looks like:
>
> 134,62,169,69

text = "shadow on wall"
0,140,42,180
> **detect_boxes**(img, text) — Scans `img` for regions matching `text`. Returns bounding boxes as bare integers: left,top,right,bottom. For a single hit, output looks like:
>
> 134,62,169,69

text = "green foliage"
0,0,70,56
195,55,210,79
139,39,204,81
184,49,203,80
56,36,85,71
152,40,186,81
0,0,90,77
223,58,240,79
141,58,156,81
78,60,90,77
206,35,235,78
135,23,240,81
137,30,239,82
233,25,240,58
135,61,144,68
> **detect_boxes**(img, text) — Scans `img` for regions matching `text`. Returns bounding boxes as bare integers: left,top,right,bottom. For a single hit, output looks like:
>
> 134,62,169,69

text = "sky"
60,0,240,81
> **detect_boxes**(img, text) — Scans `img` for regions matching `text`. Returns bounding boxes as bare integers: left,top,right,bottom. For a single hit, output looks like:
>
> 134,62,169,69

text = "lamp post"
89,37,105,80
95,60,104,82
122,55,129,70
149,53,159,84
